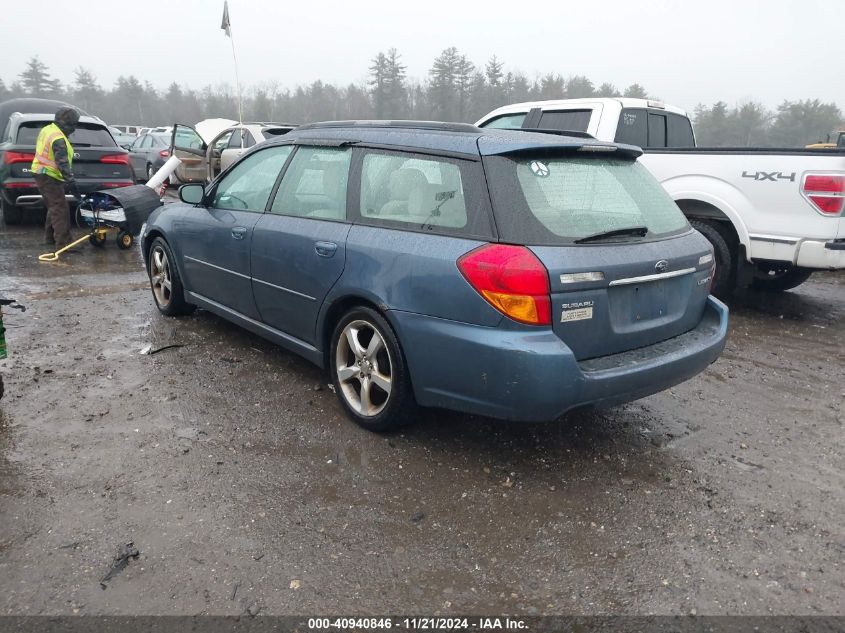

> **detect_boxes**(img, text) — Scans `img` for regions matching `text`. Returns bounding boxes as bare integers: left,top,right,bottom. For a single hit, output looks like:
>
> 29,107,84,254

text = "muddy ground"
0,220,842,617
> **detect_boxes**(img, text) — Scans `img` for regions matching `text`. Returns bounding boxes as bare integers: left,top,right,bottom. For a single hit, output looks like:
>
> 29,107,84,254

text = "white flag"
221,1,231,37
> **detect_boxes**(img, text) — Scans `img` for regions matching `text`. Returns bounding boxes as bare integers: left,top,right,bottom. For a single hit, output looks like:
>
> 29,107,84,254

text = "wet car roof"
280,121,641,158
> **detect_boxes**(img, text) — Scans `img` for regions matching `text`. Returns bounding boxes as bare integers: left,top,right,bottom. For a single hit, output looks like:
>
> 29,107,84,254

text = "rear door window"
227,130,245,149
270,146,352,221
484,154,689,245
614,108,647,147
647,113,667,148
537,110,592,132
355,149,493,239
360,153,468,229
666,113,694,147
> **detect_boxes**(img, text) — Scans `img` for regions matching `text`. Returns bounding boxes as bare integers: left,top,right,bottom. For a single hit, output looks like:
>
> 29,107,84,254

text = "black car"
128,133,171,182
0,112,133,225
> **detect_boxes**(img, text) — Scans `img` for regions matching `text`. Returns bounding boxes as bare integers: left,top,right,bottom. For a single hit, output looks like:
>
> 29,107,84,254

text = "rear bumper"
2,180,134,208
391,296,728,422
750,235,845,270
798,239,845,269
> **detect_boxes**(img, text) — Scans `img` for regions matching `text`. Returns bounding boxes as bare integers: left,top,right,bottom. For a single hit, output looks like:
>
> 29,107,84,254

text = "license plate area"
609,279,670,328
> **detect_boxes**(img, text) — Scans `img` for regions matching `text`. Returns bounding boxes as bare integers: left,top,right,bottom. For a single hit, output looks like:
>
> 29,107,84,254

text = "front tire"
690,219,734,298
147,237,195,316
329,307,416,432
146,163,156,182
751,264,813,292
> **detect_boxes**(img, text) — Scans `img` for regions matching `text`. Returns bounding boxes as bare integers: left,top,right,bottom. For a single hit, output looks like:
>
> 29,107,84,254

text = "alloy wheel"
335,320,393,417
149,245,172,307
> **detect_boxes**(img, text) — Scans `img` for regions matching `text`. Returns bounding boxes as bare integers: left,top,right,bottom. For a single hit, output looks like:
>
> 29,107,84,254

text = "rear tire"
1,198,23,225
329,307,416,432
147,237,195,316
690,219,734,298
751,264,813,292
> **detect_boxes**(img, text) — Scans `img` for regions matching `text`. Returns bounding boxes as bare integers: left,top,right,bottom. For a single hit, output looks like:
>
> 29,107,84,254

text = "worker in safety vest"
31,107,81,249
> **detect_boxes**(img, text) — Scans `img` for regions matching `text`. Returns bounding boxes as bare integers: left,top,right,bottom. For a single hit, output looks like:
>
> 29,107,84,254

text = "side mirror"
179,184,205,205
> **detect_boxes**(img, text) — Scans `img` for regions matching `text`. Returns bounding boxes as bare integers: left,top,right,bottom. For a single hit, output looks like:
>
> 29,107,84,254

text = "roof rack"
297,120,479,133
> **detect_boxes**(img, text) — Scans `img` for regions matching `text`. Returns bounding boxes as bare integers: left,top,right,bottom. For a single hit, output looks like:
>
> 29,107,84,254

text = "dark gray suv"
141,121,728,431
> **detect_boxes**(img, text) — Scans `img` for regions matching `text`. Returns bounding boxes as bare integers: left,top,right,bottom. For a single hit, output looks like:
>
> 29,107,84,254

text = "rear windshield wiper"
574,226,649,244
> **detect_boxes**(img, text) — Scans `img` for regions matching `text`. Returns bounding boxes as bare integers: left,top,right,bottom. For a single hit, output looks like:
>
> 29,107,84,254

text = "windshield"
16,122,117,147
485,154,689,245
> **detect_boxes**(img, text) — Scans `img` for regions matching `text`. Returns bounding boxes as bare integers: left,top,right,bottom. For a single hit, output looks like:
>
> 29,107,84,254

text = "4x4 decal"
742,171,796,182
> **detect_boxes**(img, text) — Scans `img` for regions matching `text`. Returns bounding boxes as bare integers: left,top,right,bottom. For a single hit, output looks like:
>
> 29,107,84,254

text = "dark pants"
34,174,72,248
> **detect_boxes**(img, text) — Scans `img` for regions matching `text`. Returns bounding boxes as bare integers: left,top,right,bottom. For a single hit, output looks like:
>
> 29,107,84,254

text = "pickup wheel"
1,197,23,225
690,219,734,298
751,264,813,292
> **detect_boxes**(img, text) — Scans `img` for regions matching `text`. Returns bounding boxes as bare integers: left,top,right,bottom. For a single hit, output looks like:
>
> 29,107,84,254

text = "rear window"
537,110,592,132
16,122,117,147
484,154,689,245
262,127,293,139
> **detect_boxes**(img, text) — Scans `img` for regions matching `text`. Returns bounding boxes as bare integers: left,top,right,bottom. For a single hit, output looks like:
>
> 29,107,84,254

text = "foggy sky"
1,0,842,114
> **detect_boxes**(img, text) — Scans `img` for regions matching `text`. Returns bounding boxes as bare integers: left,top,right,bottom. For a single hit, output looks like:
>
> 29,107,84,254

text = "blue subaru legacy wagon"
141,121,728,431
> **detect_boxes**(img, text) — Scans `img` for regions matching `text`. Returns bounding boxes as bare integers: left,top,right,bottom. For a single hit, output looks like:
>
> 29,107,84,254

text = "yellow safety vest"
31,122,73,181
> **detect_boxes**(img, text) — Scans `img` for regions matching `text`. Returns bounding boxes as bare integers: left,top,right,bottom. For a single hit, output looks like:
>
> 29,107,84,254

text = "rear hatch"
14,121,132,185
482,148,714,360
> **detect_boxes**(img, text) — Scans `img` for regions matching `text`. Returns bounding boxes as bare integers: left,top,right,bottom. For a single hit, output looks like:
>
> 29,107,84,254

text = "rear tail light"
4,151,35,164
99,181,134,188
457,244,551,325
100,154,130,165
802,174,845,216
159,149,170,158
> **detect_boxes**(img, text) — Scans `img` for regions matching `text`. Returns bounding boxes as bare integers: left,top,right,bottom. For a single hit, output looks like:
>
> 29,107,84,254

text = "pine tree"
623,83,648,99
596,82,618,97
566,75,594,98
383,48,407,118
455,54,475,121
368,52,388,118
428,47,460,120
73,67,103,113
19,56,56,97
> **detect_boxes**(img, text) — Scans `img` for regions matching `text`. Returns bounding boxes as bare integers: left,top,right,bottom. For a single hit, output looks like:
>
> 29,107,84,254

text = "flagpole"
229,24,244,124
222,1,244,125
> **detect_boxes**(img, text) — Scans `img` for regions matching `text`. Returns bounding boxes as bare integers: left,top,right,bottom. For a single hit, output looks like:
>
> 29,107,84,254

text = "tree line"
2,53,842,147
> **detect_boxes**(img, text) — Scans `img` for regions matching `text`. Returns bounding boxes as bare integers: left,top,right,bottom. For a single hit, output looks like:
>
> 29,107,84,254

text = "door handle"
231,227,247,240
315,241,338,257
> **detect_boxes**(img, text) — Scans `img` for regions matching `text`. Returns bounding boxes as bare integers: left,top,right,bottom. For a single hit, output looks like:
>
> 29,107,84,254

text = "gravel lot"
0,221,842,616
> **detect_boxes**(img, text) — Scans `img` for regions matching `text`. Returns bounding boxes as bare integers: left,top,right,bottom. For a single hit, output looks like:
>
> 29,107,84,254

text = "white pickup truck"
476,98,845,295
